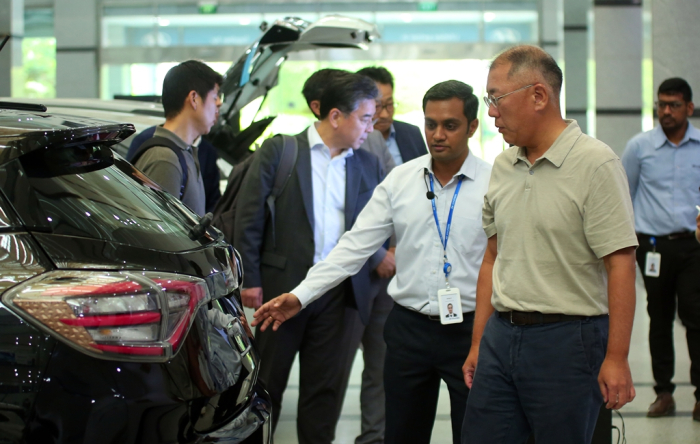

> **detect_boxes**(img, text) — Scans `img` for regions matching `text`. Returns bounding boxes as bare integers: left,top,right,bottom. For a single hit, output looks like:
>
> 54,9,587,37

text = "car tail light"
1,270,211,361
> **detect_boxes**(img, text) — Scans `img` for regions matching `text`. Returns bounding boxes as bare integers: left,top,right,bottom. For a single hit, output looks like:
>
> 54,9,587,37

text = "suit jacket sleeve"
233,137,282,288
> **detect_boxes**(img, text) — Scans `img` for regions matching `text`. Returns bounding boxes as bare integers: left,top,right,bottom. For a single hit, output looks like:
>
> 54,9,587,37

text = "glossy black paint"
0,108,271,444
23,298,267,444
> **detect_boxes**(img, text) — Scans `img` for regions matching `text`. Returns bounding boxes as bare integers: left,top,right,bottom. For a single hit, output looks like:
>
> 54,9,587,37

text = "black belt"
638,231,696,241
395,302,473,322
498,310,593,326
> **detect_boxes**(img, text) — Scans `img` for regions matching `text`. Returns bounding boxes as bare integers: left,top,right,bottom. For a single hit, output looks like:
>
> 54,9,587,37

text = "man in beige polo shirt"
461,45,638,444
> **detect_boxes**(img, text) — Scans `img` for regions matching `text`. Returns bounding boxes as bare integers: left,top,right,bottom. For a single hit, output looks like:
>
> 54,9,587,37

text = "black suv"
0,104,271,444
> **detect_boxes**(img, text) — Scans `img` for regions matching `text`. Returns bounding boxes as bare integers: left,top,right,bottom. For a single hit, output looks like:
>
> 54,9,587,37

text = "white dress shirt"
308,122,354,264
292,151,492,315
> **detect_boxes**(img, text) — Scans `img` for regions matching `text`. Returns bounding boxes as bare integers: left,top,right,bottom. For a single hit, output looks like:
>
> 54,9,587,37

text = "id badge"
645,252,661,277
438,287,463,325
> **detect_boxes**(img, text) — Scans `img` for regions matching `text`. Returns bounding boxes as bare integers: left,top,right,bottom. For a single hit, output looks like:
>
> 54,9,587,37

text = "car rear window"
1,144,209,252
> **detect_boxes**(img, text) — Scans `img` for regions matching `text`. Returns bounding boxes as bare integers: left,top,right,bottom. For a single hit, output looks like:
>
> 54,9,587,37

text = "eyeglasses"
483,84,534,109
375,101,395,114
655,101,684,111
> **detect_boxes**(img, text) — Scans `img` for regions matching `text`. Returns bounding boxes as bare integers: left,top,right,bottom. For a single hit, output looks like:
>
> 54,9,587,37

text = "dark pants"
384,303,473,444
636,234,700,400
255,285,351,444
336,285,394,444
463,313,608,444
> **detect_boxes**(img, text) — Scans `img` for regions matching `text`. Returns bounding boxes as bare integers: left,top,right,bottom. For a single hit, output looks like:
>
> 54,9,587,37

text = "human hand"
375,249,396,278
251,293,302,331
463,346,479,388
598,356,636,409
241,287,263,309
695,211,700,242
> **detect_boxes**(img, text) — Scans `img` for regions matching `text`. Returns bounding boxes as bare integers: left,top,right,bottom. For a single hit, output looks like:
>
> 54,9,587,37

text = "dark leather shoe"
693,402,700,422
647,392,676,417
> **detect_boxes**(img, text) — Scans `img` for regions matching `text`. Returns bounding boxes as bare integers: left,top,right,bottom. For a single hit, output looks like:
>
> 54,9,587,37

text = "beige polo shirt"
483,120,638,316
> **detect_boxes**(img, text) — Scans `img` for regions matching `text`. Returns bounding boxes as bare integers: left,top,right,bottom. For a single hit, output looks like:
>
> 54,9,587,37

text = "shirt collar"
652,121,700,149
511,119,581,168
307,122,354,158
154,125,190,152
388,124,397,141
421,149,477,182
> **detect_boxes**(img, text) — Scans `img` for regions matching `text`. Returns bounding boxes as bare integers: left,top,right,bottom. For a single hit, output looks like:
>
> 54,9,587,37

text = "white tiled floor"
247,268,700,443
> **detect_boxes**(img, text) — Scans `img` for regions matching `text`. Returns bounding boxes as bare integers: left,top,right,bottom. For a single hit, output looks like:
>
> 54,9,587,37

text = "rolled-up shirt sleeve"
291,180,395,308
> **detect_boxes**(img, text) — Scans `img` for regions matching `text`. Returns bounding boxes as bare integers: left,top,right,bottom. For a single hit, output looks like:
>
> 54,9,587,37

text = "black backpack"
128,136,189,199
212,134,298,244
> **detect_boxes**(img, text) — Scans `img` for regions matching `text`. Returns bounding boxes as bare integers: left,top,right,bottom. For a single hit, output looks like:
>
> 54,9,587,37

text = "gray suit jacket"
234,130,386,325
360,130,396,174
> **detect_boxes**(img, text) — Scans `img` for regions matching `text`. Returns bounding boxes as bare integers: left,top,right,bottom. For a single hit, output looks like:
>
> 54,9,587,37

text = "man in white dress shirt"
252,80,492,444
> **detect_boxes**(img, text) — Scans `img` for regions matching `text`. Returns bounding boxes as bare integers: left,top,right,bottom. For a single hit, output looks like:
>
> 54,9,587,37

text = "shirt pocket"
452,215,486,251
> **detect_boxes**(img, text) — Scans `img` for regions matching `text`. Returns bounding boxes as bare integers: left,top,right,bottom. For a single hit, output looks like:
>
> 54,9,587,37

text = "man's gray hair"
491,45,563,99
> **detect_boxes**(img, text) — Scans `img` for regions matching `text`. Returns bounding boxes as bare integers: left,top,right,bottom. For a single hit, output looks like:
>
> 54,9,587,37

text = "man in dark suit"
233,73,386,444
357,66,428,166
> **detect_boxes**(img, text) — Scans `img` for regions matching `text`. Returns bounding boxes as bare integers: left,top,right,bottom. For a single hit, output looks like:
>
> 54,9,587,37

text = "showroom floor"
245,269,700,443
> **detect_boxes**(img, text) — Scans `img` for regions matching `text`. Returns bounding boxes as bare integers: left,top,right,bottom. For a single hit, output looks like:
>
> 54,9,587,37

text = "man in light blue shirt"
621,77,700,421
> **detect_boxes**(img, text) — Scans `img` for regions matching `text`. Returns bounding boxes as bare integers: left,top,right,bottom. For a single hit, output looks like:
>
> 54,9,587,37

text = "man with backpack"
233,72,386,444
129,60,223,216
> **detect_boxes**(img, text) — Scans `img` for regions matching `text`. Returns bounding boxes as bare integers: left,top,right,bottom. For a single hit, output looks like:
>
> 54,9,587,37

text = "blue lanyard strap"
429,173,464,279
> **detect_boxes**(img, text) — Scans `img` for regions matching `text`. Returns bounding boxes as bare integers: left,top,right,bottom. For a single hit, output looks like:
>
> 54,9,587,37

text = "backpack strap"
130,136,189,199
266,134,298,247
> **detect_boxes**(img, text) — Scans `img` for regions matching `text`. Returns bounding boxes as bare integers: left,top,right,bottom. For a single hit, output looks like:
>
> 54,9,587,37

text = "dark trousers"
463,313,608,444
336,285,393,444
383,303,473,444
636,234,700,400
254,285,351,444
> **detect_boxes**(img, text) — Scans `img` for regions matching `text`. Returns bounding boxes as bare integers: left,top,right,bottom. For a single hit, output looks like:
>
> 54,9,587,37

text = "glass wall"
99,2,537,164
11,8,56,98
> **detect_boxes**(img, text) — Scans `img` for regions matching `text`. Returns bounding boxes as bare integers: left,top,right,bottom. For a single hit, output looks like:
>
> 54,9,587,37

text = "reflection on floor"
247,269,700,443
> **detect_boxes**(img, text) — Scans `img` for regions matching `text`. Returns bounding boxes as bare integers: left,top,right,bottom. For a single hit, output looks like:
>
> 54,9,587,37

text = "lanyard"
429,173,464,285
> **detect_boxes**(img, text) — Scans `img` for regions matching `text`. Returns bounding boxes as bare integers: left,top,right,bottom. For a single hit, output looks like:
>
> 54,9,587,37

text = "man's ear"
327,108,343,129
310,100,321,119
687,101,695,118
532,84,548,111
187,90,199,111
467,118,479,138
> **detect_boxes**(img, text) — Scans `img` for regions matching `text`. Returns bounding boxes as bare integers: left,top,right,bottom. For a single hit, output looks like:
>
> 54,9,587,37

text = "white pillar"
594,0,643,156
538,0,564,61
652,0,700,123
55,0,99,98
563,0,590,133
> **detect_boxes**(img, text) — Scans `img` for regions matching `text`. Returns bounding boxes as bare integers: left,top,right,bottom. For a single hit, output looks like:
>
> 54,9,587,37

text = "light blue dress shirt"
307,123,354,264
385,124,403,166
621,122,700,235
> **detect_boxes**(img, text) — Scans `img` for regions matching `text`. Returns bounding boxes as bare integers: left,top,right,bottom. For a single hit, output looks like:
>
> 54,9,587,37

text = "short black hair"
658,77,693,102
301,68,349,111
492,45,563,100
356,66,394,89
422,80,479,123
162,60,223,119
319,73,379,120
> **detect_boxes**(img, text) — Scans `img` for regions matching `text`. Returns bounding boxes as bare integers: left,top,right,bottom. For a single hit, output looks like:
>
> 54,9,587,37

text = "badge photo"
645,252,661,278
438,288,463,325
